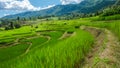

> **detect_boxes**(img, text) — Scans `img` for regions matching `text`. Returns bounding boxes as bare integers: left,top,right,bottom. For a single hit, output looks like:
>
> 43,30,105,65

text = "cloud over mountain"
60,0,83,5
0,0,84,11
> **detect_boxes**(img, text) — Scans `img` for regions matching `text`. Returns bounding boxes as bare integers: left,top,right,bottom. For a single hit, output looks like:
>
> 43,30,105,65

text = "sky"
0,0,83,18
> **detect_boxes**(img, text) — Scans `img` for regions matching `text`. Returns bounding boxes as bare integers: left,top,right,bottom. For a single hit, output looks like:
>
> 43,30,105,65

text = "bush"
75,26,80,29
14,24,21,28
35,26,38,28
101,6,120,16
5,26,11,30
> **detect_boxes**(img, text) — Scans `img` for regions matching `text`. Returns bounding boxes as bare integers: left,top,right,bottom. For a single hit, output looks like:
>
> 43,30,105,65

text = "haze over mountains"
2,0,117,19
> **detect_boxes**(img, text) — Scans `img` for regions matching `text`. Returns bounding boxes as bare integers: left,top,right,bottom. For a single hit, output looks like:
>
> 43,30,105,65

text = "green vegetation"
0,3,120,67
0,29,94,68
0,44,29,62
21,37,48,49
0,13,120,67
0,37,48,62
85,18,120,40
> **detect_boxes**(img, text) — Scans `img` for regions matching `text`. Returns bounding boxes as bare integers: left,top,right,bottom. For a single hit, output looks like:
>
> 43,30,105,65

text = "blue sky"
29,0,60,7
0,0,83,18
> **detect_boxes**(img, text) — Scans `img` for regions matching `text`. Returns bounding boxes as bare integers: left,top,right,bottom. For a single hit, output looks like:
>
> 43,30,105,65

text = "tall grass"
90,14,120,21
107,21,120,40
86,20,120,40
0,31,64,68
21,37,48,49
99,15,120,21
0,37,47,62
2,15,120,68
0,44,29,62
0,30,94,68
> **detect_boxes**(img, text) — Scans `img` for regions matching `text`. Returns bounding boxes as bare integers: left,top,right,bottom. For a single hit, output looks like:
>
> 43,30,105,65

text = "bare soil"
59,31,74,40
76,26,120,68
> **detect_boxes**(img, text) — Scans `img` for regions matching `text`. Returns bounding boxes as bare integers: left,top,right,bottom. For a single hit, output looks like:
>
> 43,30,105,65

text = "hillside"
115,0,120,5
0,14,120,68
2,0,116,19
0,0,120,68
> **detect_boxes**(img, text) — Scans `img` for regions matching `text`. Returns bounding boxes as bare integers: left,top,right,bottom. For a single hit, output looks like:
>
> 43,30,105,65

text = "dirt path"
0,36,40,49
0,36,39,49
0,31,51,56
0,32,41,49
58,31,74,40
24,42,32,55
79,26,120,68
0,31,52,49
0,38,20,48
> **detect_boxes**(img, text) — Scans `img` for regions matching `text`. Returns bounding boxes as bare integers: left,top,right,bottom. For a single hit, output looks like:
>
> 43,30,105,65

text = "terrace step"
80,26,120,68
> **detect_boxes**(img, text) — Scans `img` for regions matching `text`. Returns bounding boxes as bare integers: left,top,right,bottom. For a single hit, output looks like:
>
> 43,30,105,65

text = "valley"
0,16,120,68
0,0,120,68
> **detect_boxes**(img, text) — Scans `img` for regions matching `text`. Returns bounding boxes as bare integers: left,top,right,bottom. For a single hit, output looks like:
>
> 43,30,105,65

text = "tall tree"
17,17,20,21
10,22,14,29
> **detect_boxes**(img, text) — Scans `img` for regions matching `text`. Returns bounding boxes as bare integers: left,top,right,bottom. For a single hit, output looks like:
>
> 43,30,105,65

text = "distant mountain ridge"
115,0,120,5
2,0,116,19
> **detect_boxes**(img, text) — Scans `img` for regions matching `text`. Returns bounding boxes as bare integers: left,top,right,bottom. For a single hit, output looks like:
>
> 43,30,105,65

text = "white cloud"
41,5,55,10
3,13,10,16
0,0,40,11
60,0,83,5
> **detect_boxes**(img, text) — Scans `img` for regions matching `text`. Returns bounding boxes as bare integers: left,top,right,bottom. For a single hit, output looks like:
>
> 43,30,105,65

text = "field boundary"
80,26,120,68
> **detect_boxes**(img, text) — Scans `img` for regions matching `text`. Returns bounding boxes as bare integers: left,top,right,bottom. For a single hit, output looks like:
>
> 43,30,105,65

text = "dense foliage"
101,6,120,16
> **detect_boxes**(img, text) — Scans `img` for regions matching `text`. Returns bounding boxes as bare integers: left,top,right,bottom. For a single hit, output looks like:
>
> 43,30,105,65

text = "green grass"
92,14,120,21
107,22,120,40
82,19,120,40
0,36,48,62
0,14,120,68
0,30,64,67
0,29,94,68
0,44,29,62
21,37,48,49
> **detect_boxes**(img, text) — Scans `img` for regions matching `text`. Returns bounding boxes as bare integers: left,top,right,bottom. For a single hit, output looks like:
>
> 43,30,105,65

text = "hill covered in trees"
1,0,116,19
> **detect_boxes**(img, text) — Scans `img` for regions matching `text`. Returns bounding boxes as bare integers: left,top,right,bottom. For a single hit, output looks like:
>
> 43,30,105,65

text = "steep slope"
2,0,116,19
115,0,120,5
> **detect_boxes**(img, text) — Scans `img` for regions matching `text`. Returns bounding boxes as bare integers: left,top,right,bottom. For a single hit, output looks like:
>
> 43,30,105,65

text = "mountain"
115,0,120,5
2,0,116,19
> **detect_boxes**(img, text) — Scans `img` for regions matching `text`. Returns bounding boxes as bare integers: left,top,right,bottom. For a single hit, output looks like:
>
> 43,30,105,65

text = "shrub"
35,26,38,28
5,26,11,30
14,24,21,28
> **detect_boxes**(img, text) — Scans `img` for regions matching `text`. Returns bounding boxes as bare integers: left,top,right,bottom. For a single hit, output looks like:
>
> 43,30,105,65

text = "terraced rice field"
0,17,120,68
